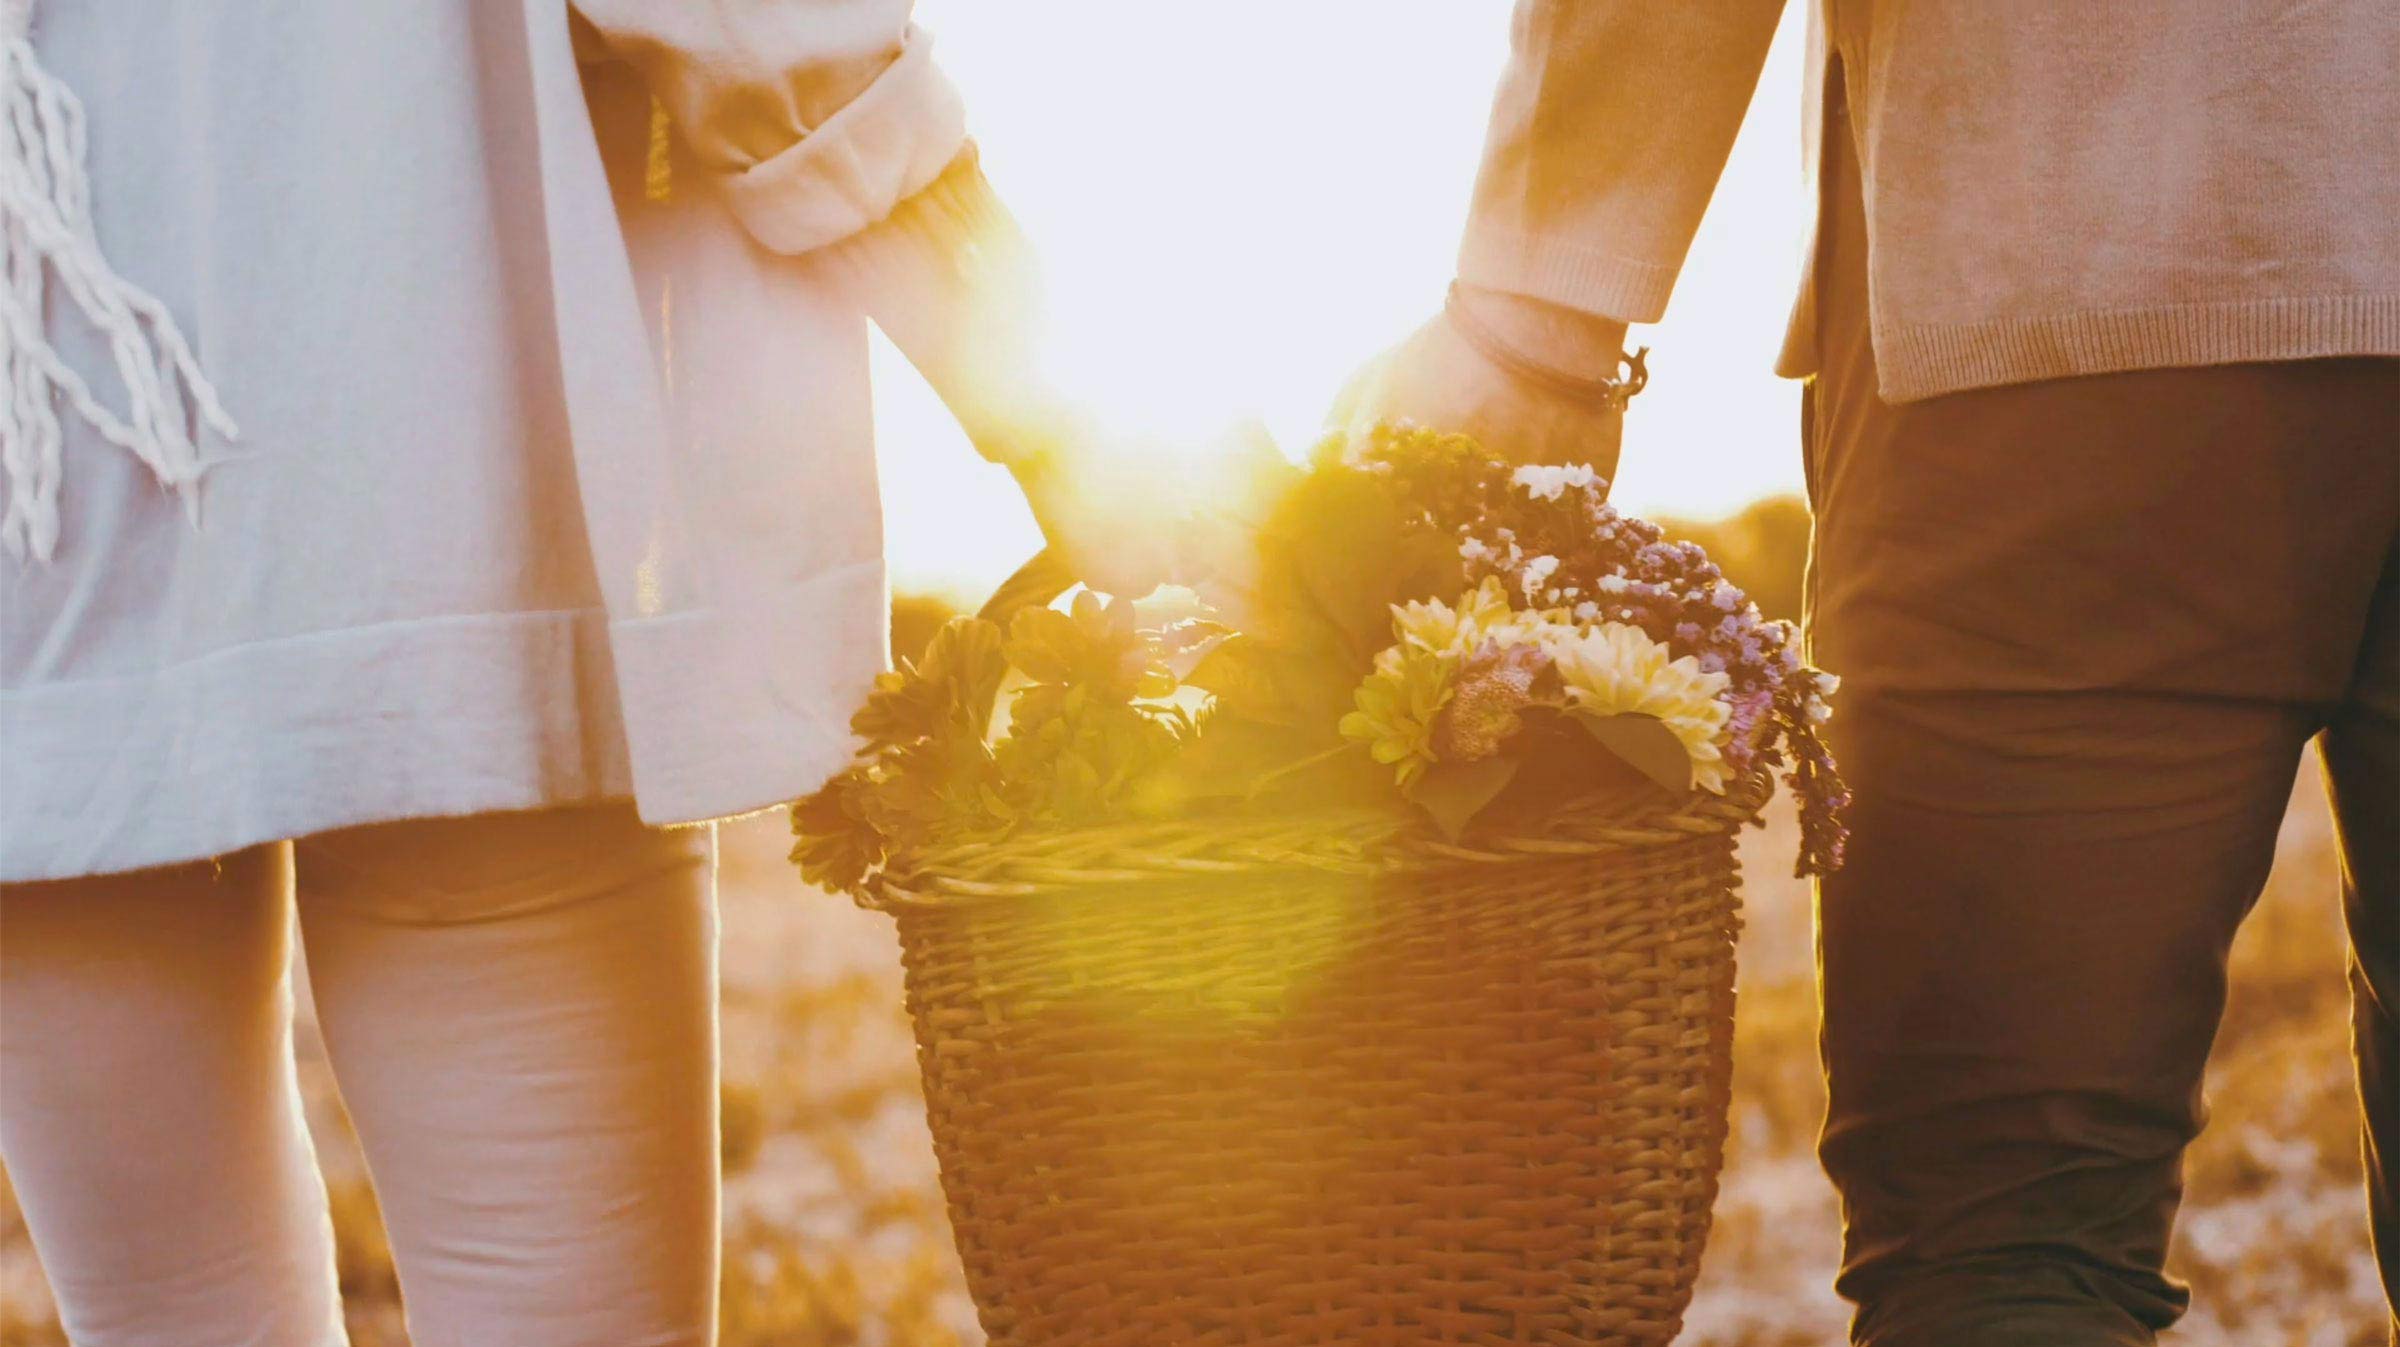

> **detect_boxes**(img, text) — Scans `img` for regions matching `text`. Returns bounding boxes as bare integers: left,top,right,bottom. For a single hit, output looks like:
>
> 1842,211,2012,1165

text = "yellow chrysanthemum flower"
1339,645,1458,788
1545,622,1735,792
1391,575,1516,656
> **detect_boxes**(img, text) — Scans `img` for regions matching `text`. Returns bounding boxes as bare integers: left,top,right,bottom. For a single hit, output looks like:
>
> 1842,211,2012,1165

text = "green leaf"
1182,635,1298,724
922,618,1010,739
1311,543,1451,655
851,616,1008,746
1576,712,1694,794
1403,755,1522,841
787,770,885,895
1154,618,1234,680
1253,470,1459,661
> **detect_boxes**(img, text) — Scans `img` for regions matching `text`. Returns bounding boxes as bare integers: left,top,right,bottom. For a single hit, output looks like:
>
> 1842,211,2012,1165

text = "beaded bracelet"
1443,281,1650,411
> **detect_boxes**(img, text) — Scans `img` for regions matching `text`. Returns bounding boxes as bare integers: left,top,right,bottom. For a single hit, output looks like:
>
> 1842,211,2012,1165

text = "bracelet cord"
1443,282,1649,411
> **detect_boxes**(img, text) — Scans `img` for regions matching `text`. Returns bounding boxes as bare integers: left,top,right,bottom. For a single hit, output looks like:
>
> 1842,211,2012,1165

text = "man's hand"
1328,287,1635,478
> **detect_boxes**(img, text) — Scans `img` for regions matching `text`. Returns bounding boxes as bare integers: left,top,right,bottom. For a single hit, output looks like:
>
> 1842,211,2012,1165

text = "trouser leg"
2317,542,2400,1344
1816,683,2302,1345
295,804,719,1347
0,847,346,1346
1806,79,2400,1343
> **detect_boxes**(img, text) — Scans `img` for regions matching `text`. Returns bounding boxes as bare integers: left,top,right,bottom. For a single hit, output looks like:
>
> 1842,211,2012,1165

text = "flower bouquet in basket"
793,424,1847,1347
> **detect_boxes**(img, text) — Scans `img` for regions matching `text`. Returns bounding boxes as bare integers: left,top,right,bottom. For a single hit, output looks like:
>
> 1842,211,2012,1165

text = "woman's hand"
1006,418,1298,602
812,155,1341,601
1328,286,1635,478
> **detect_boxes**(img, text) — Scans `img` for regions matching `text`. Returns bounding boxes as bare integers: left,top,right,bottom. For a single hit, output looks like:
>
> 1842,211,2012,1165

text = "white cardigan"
0,0,985,881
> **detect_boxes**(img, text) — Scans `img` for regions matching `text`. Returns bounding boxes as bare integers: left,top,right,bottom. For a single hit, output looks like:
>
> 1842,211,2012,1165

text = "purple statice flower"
1719,686,1775,776
1775,669,1851,876
1391,432,1852,874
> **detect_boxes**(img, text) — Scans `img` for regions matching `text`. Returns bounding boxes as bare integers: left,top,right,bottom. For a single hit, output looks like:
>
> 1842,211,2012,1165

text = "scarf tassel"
0,13,235,564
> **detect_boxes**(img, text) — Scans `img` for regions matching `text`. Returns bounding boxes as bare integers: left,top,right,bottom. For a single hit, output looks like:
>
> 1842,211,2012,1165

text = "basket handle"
976,547,1080,626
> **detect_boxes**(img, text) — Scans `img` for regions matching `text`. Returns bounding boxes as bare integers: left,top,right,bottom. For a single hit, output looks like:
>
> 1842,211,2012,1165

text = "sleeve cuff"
819,152,1053,467
718,25,969,255
1457,222,1680,325
819,148,1027,302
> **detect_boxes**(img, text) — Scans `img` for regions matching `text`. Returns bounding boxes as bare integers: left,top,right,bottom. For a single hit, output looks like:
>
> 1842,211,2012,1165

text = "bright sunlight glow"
875,1,1810,601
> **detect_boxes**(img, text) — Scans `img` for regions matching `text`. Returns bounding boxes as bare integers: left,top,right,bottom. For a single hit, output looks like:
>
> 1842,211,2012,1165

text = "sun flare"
873,0,1811,602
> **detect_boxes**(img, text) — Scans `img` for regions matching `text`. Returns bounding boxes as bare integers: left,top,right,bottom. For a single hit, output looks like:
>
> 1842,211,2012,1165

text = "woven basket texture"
864,780,1758,1346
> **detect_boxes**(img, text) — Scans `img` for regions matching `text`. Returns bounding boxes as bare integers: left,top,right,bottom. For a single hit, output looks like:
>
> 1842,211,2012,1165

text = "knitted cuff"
821,149,1054,467
1457,222,1678,326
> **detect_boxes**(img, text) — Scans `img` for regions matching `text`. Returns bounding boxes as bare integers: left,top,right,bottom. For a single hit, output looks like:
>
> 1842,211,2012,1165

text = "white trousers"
0,805,719,1347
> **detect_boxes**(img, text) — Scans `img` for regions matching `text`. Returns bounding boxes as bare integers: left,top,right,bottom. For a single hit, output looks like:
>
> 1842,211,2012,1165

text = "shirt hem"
2,607,631,882
1871,295,2400,402
1,558,885,882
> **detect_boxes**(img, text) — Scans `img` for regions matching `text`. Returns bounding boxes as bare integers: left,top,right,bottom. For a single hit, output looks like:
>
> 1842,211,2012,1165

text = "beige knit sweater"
1458,0,2400,402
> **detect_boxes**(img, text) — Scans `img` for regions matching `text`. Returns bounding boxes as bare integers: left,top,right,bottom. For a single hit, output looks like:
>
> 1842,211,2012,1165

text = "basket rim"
855,768,1769,911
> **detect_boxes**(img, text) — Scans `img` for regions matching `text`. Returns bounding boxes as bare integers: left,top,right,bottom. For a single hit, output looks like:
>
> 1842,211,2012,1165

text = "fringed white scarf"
1,0,234,562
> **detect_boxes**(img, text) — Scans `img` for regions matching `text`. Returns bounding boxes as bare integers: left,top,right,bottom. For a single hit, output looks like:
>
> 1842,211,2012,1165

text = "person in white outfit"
0,2,1099,1342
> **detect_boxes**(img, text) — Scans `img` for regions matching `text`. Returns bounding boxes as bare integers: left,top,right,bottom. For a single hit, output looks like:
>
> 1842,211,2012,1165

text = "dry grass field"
2,763,2379,1345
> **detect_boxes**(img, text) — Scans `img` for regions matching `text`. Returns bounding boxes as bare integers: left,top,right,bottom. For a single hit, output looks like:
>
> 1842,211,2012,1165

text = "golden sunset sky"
875,1,1810,598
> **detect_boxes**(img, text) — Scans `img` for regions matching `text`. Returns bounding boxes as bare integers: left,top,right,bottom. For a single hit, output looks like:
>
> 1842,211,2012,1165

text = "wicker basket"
856,773,1762,1347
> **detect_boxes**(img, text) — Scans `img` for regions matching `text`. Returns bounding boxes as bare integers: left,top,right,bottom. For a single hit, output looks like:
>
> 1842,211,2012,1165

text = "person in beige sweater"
1341,3,2400,1344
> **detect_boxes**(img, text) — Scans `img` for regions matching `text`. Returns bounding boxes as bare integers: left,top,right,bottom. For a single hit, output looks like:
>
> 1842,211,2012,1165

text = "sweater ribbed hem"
1457,223,1679,325
1874,295,2400,403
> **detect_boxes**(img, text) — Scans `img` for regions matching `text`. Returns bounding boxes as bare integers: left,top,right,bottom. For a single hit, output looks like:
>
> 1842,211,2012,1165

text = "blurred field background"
2,502,2382,1344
